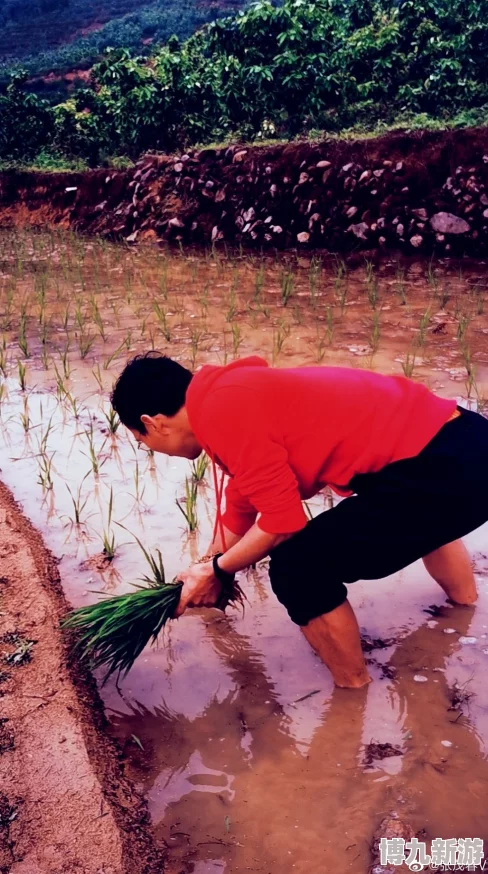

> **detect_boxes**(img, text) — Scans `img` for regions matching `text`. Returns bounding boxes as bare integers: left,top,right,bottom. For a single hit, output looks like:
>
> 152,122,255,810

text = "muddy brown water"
0,229,488,872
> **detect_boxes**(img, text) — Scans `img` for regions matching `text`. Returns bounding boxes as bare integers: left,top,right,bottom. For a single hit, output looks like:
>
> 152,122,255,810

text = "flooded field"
0,228,488,873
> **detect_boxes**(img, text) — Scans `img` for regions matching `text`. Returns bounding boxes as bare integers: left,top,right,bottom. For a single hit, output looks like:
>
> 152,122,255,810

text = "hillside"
0,0,243,81
1,0,488,167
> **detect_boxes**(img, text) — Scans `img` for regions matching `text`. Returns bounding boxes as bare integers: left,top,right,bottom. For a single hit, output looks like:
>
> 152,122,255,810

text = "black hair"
111,352,193,433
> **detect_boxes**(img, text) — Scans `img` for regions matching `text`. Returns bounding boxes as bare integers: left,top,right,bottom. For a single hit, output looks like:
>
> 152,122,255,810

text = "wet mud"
0,230,486,871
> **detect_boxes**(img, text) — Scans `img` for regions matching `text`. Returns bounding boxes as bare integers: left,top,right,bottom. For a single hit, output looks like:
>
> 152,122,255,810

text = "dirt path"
0,482,165,874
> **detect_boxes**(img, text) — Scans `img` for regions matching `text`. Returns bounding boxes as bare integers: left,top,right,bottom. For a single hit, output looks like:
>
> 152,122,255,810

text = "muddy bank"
3,128,488,254
0,482,164,874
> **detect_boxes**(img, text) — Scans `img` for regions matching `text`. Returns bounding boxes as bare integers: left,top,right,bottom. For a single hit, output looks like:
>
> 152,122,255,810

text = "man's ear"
141,413,171,434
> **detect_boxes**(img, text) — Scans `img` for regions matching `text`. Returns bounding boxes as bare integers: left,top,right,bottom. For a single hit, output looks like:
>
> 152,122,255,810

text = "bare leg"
301,599,372,689
423,539,477,605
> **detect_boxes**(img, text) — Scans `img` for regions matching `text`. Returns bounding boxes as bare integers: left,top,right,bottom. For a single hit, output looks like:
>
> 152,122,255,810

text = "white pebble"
414,674,428,682
443,628,457,634
458,636,477,645
427,620,438,628
441,740,453,747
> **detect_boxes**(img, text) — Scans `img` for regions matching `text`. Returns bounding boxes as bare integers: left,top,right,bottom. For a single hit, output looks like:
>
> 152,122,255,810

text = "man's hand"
173,560,222,618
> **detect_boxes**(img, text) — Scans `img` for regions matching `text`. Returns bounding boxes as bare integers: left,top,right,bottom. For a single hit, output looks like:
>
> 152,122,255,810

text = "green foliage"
0,71,53,160
0,0,241,82
3,0,488,164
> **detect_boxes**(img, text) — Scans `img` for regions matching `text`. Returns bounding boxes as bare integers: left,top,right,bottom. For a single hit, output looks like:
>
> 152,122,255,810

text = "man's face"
129,413,201,459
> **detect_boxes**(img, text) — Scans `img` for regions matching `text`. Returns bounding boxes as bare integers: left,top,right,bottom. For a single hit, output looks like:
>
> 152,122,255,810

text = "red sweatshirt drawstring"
211,458,227,552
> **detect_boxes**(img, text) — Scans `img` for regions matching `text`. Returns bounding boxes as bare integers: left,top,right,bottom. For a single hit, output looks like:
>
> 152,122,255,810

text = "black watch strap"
213,553,235,586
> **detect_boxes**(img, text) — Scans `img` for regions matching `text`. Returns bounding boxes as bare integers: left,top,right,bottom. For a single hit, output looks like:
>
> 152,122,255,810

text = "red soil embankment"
0,483,164,874
2,128,488,254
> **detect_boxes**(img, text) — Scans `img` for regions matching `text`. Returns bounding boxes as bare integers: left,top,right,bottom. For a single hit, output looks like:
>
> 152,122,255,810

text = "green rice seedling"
64,390,82,420
309,257,322,308
365,260,378,310
189,328,203,370
437,281,450,310
62,304,70,332
103,339,127,370
18,310,29,358
199,282,210,319
92,301,106,341
401,345,417,379
17,359,27,392
66,479,90,527
315,326,327,363
39,416,55,455
61,533,244,683
418,307,432,346
153,301,171,342
37,449,55,490
231,323,242,359
133,455,145,503
0,336,7,377
60,341,72,380
74,300,83,331
333,256,347,286
101,487,116,561
41,345,49,370
191,453,209,484
92,363,104,391
226,288,238,322
280,269,294,306
457,314,471,344
20,396,30,433
53,362,67,401
461,343,476,398
326,307,334,345
176,477,199,531
83,421,107,476
395,264,407,305
78,328,96,360
103,407,121,435
477,295,485,316
0,382,6,406
254,264,265,301
370,311,380,354
272,319,290,363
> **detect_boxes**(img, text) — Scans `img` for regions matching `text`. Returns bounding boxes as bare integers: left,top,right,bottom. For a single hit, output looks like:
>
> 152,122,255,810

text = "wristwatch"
212,553,235,587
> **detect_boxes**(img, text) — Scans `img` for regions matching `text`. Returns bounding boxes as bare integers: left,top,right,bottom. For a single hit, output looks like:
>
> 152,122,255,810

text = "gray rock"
412,208,428,221
430,212,470,234
297,231,310,243
168,217,185,228
348,222,369,240
483,209,488,219
174,162,184,173
410,235,423,248
317,160,331,168
242,207,256,223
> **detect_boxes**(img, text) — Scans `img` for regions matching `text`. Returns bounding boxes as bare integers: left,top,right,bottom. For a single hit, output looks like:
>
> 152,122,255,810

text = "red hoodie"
185,357,457,538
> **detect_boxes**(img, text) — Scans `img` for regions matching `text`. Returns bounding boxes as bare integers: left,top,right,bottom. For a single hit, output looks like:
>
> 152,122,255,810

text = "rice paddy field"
1,228,488,873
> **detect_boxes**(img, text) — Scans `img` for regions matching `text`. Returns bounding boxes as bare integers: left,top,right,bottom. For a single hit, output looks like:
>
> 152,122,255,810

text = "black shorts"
268,407,488,626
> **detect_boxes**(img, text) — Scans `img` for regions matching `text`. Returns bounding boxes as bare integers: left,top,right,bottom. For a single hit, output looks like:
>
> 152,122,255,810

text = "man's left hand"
173,560,222,618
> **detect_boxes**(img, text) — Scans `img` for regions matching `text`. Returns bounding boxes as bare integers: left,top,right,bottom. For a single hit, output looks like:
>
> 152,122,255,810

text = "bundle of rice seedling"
61,537,244,684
